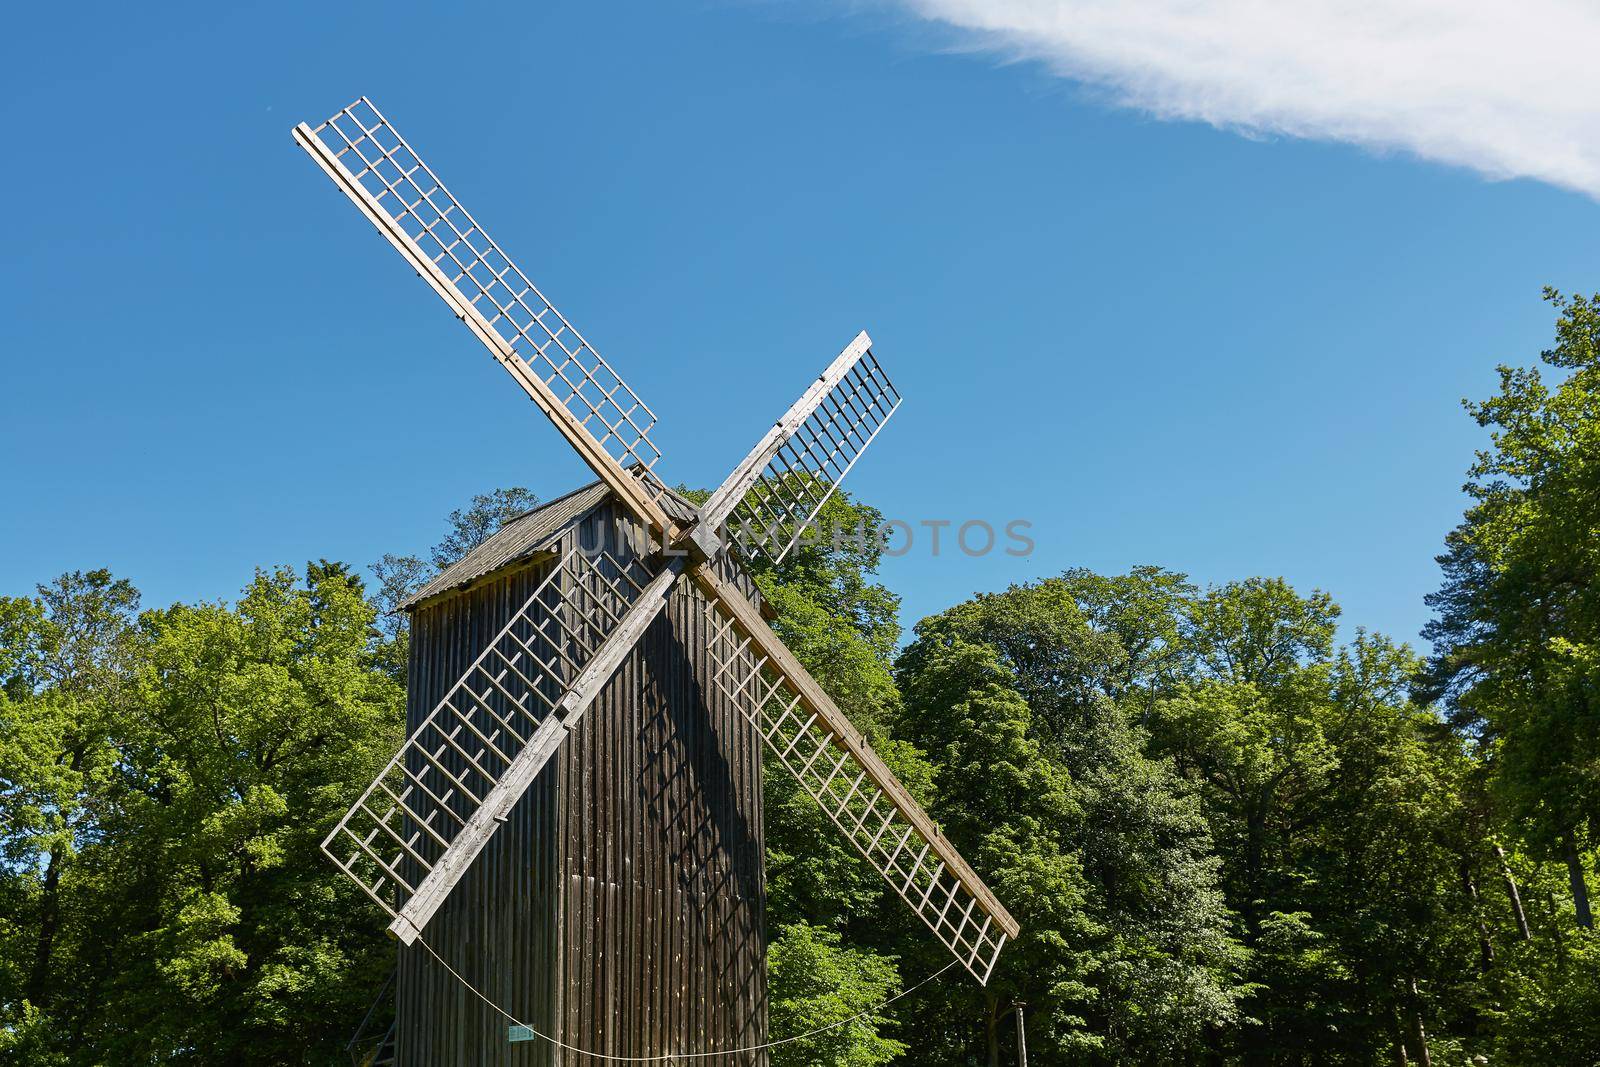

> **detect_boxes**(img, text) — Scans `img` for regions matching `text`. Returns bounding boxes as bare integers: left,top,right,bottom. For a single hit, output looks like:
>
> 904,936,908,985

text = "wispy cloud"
893,0,1600,198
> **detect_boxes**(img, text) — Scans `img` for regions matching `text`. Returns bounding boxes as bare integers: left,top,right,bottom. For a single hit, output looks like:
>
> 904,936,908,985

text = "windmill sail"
293,99,675,538
322,547,660,942
691,564,1019,983
702,332,901,563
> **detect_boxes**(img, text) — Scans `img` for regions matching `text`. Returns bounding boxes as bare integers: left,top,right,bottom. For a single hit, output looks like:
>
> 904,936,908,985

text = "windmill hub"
683,519,727,565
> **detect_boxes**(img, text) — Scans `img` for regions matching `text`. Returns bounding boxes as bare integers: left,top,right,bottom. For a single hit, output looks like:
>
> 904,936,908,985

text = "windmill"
294,97,1018,1063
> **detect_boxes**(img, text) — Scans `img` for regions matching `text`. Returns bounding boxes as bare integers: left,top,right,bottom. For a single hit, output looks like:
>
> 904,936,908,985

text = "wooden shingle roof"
401,480,696,610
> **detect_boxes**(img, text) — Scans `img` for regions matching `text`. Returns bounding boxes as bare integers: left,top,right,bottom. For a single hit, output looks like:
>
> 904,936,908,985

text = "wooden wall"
395,499,768,1065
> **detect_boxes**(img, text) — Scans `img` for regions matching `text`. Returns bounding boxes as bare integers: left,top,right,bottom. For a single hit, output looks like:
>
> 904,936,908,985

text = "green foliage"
1492,932,1600,1063
747,492,903,734
744,491,915,926
1425,290,1600,859
366,487,539,678
0,1000,67,1067
1155,581,1486,1061
0,595,47,694
430,486,539,570
765,731,936,933
897,574,1245,1063
1416,287,1600,1063
0,565,402,1065
769,922,907,1067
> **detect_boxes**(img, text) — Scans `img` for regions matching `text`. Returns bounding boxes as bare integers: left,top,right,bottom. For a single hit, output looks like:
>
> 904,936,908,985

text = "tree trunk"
1562,831,1593,930
1389,1003,1410,1067
1459,862,1494,970
1546,888,1568,966
1494,844,1532,941
26,843,64,1010
985,990,1001,1067
1405,978,1432,1067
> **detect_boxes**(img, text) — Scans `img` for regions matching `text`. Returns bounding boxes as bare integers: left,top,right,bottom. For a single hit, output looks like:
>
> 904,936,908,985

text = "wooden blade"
321,548,670,943
699,331,873,530
293,98,676,540
689,563,1018,984
704,333,899,564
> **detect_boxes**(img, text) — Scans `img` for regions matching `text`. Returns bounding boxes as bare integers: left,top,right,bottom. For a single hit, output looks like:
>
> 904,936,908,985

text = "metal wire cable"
413,932,958,1063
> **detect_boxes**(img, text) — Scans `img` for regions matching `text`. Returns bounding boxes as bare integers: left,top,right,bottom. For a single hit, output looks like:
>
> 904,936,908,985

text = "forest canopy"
2,292,1598,1065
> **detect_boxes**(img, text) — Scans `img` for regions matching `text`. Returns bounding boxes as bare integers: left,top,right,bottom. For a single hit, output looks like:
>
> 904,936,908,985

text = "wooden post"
1015,1003,1028,1067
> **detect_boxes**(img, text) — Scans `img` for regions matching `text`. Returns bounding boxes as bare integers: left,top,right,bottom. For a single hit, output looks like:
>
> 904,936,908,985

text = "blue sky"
1,1,1594,649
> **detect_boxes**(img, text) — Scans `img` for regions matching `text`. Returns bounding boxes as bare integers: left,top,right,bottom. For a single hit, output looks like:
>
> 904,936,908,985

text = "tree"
371,552,429,637
768,923,907,1067
895,633,1099,1064
0,570,139,1027
102,565,404,1063
744,492,903,734
430,486,539,570
365,487,540,672
369,551,429,679
1158,579,1487,1064
1420,288,1600,1059
0,566,404,1065
897,571,1246,1064
1423,288,1600,926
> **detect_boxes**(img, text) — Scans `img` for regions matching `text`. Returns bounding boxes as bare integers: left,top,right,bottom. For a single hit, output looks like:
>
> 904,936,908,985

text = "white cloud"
894,0,1600,198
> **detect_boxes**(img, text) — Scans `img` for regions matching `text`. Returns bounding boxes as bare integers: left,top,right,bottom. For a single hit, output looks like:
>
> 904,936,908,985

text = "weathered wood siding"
396,498,768,1065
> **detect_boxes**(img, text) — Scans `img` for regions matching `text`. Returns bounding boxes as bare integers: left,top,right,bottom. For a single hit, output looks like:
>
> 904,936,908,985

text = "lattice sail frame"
727,348,900,563
702,595,1010,983
322,548,653,921
301,98,666,494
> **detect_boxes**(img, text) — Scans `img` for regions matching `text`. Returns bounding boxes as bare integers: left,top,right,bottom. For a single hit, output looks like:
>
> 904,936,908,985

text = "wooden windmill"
294,98,1018,1064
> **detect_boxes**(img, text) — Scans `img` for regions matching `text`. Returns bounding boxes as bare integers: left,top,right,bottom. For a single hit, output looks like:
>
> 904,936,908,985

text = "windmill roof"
402,479,697,610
